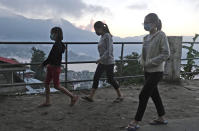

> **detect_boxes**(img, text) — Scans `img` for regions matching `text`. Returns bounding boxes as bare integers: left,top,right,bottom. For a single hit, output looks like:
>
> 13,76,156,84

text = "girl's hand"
138,55,143,65
144,59,152,68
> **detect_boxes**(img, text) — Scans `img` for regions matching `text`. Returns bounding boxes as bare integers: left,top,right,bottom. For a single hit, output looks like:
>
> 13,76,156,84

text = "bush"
181,34,199,80
30,47,46,81
115,52,144,85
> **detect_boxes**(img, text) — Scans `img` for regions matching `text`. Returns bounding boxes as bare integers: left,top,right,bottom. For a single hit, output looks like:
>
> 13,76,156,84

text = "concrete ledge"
0,86,27,95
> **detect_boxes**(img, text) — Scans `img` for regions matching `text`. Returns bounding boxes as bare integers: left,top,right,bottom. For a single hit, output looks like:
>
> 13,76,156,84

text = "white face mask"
144,23,155,31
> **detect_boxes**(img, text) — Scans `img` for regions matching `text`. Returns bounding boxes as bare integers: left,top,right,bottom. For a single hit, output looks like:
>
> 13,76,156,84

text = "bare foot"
38,103,51,108
70,95,79,106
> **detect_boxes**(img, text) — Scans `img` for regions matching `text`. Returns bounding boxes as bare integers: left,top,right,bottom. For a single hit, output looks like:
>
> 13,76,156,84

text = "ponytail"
157,19,162,31
103,24,112,36
94,21,112,36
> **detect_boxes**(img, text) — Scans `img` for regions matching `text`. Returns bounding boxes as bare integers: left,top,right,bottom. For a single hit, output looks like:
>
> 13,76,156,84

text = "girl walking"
82,21,123,103
127,13,170,131
39,27,78,107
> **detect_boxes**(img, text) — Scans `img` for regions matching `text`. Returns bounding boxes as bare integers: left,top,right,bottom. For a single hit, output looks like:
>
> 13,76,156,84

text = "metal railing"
0,41,143,87
0,41,199,87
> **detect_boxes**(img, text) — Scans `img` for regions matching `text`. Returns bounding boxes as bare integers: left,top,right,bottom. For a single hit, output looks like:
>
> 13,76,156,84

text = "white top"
98,33,114,65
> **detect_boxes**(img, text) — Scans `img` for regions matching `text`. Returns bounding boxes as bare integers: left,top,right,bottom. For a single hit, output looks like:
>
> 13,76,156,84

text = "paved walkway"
138,117,199,131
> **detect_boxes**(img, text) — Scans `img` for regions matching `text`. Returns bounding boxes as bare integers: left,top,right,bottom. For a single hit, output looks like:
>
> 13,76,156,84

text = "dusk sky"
0,0,198,37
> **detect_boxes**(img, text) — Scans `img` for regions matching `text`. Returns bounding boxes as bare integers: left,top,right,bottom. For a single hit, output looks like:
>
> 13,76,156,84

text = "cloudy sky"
0,0,198,37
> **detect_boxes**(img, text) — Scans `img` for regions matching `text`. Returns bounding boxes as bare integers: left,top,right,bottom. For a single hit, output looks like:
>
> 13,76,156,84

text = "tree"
181,34,199,80
30,47,46,81
115,52,144,85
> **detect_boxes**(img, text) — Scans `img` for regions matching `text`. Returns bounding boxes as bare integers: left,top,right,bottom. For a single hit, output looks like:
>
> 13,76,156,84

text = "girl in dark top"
39,27,78,107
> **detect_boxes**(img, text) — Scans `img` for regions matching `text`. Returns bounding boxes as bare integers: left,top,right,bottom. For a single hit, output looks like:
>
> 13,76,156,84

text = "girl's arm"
42,58,49,67
42,44,58,66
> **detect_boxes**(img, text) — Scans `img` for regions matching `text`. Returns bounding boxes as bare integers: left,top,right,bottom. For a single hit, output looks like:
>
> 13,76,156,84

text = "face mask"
95,32,101,36
94,27,103,36
144,23,154,31
50,33,56,40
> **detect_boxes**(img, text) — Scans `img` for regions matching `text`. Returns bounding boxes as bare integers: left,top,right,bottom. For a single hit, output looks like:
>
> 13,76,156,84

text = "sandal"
149,119,168,125
126,123,140,131
70,95,79,106
81,96,94,102
113,97,124,103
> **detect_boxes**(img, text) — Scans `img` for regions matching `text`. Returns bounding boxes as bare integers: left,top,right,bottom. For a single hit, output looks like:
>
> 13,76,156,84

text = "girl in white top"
82,21,123,103
127,13,170,131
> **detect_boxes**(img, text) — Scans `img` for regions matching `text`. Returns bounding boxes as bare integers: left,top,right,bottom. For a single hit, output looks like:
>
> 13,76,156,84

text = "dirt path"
0,80,199,131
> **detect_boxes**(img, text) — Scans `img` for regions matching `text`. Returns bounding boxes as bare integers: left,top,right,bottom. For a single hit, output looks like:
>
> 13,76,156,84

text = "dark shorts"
45,65,61,87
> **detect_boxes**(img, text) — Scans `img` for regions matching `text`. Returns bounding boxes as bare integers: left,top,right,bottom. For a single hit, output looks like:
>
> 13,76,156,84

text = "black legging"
92,63,119,89
135,72,165,121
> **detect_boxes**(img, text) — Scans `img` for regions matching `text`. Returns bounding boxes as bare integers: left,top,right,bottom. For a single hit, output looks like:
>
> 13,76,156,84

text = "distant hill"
0,10,198,62
0,11,144,61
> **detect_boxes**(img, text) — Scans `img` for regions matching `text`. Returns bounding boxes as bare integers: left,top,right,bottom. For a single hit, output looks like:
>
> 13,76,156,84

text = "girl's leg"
88,64,105,99
151,86,165,119
106,64,122,98
54,85,78,106
53,66,78,106
52,66,73,98
54,85,74,98
127,72,152,126
39,65,52,106
134,72,162,121
151,72,166,121
89,88,97,100
115,88,122,98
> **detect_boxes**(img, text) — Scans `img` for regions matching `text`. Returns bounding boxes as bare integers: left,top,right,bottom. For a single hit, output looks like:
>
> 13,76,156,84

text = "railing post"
164,36,182,82
11,72,13,84
65,43,68,88
23,71,24,81
120,43,124,75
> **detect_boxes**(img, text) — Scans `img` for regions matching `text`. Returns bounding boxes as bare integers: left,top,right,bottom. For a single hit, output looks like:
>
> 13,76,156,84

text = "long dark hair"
50,27,65,53
94,21,112,36
145,13,162,31
51,26,63,41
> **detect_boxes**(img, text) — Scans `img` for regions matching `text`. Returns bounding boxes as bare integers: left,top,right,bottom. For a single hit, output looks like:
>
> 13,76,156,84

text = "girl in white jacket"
127,13,170,131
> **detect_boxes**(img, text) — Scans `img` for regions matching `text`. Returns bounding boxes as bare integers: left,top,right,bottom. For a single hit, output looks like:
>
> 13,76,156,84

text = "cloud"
127,3,148,10
0,0,110,19
77,19,107,32
178,0,199,10
78,18,95,32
